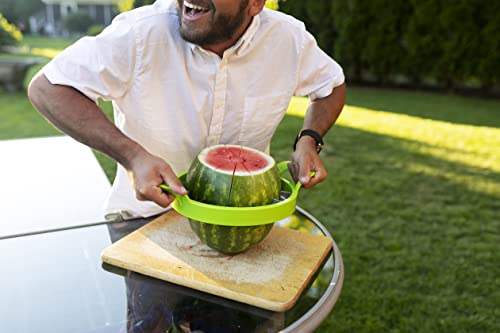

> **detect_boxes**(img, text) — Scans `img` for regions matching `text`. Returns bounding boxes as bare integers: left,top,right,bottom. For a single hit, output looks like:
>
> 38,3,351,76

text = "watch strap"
293,129,324,153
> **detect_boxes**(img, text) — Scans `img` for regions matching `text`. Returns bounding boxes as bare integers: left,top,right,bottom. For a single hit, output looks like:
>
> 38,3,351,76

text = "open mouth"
183,1,211,19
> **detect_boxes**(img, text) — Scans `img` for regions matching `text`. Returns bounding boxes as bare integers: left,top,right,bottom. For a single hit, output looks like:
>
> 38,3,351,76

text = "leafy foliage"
0,0,43,27
63,11,94,34
87,24,105,36
0,13,22,47
265,0,279,10
280,0,500,91
117,0,135,13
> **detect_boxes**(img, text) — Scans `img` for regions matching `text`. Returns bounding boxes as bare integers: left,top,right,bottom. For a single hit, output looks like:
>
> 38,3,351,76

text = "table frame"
282,206,344,333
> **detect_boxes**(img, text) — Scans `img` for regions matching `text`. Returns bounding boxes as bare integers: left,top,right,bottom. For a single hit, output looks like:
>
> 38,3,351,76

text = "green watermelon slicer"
159,161,303,226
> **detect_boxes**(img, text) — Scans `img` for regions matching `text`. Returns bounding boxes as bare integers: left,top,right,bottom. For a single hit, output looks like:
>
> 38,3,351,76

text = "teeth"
184,1,208,11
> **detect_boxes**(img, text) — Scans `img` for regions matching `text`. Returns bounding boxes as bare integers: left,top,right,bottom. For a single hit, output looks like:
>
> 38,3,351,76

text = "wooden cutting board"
101,210,332,312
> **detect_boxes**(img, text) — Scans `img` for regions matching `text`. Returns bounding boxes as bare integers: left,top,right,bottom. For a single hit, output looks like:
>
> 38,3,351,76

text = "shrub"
63,11,94,34
132,0,154,9
280,0,500,92
0,13,22,48
265,0,279,10
87,24,105,36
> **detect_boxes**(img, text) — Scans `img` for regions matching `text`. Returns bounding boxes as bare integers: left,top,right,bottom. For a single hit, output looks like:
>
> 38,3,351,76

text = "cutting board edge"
267,237,333,312
100,211,335,312
101,251,298,312
101,235,333,312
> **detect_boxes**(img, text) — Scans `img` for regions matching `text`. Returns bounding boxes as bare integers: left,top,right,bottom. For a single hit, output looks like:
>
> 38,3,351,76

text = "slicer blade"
272,191,292,203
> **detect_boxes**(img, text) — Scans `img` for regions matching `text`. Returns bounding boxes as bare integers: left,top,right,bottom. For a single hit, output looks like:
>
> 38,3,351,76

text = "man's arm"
28,73,187,206
291,82,346,188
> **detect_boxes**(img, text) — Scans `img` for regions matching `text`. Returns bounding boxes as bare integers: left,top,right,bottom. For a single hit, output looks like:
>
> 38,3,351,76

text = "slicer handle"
159,183,177,197
277,160,315,183
277,161,291,174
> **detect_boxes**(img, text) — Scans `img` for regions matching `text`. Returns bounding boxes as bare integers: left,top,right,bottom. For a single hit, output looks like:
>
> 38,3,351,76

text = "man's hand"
127,149,187,207
289,136,327,188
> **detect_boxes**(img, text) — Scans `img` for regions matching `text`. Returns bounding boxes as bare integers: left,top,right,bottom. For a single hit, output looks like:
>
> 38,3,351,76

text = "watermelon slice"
185,145,281,253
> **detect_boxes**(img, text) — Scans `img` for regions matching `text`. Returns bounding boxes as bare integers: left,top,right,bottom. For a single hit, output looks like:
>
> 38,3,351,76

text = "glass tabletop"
0,207,341,333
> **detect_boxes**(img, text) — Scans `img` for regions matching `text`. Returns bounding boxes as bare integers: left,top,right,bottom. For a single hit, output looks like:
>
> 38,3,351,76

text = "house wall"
35,1,118,36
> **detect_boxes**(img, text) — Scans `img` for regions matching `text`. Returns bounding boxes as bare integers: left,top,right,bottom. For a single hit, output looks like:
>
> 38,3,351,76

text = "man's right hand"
127,149,188,208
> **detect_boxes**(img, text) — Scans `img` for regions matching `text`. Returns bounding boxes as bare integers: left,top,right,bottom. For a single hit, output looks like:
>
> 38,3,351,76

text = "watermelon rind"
185,145,281,254
188,220,274,254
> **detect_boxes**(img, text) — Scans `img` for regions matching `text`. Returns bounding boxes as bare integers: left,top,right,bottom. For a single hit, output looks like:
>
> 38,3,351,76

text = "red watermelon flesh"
204,146,269,173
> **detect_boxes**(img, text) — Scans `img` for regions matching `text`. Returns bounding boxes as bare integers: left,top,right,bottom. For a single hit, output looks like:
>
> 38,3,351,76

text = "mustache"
178,0,214,10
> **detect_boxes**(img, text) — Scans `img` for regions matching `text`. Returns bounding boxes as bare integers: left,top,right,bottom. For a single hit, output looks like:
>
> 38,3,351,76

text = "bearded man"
28,0,346,220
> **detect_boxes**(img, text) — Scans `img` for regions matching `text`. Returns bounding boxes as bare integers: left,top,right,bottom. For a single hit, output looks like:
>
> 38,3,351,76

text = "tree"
0,0,43,27
63,12,94,34
0,13,22,47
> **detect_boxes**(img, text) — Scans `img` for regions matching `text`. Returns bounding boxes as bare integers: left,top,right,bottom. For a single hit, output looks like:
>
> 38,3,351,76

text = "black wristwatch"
293,129,324,154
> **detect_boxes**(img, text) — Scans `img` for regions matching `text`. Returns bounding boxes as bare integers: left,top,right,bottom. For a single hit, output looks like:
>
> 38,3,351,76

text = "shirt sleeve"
294,29,345,101
43,13,137,102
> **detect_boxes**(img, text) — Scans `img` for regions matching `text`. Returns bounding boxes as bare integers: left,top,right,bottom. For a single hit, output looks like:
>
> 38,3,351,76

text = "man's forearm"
28,73,143,169
302,82,346,136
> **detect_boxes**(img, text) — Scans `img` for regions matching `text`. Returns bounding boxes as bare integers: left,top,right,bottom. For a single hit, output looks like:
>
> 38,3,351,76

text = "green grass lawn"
1,37,499,332
21,35,78,49
277,92,500,333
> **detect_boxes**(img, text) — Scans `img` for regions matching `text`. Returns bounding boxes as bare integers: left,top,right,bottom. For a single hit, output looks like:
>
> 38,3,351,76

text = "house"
29,0,119,36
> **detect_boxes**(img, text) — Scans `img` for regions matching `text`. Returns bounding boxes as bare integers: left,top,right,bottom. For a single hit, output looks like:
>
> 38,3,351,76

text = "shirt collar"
234,13,260,56
189,13,261,56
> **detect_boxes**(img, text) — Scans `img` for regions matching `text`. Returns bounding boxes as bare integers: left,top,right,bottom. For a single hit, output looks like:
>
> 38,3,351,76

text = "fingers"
144,167,187,208
287,162,300,184
131,152,187,208
299,159,327,188
136,185,175,208
159,168,188,196
136,183,174,208
291,153,328,189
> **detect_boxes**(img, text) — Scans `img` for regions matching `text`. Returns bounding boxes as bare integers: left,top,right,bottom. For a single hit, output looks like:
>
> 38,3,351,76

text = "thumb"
298,161,312,185
160,168,188,195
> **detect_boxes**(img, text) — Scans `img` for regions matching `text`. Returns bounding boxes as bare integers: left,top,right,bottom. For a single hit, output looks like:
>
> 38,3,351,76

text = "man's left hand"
289,135,327,188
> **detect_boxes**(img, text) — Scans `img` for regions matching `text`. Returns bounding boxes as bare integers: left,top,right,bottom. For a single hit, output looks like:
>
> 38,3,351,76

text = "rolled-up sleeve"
43,13,137,102
294,29,344,101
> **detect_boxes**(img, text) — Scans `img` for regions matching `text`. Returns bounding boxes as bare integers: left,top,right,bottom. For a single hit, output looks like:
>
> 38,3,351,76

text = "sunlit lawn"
276,91,500,332
1,36,499,332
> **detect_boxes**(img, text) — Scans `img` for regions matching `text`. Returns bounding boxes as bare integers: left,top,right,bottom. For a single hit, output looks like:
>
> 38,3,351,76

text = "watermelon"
185,144,281,254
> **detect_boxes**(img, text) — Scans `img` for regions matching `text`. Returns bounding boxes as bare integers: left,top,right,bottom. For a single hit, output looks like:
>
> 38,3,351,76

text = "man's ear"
248,0,266,17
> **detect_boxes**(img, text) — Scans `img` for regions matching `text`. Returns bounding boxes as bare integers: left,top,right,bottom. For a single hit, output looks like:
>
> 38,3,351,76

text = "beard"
177,0,249,46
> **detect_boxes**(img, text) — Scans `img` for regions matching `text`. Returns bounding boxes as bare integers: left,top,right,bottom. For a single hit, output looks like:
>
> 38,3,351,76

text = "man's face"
177,0,250,46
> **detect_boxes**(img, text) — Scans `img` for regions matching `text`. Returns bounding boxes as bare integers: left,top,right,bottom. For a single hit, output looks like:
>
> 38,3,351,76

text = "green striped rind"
185,147,281,253
230,169,281,206
189,220,274,254
185,157,234,206
185,156,281,207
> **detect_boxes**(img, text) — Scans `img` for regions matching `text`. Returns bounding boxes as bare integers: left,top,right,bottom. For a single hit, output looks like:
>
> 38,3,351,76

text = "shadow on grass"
272,115,499,333
346,87,500,128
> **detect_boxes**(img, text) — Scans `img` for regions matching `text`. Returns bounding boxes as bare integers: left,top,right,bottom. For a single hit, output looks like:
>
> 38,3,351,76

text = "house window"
53,4,61,21
95,6,105,25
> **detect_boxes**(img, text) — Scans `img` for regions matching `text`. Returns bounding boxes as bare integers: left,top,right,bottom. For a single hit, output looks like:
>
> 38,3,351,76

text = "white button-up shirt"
43,0,345,219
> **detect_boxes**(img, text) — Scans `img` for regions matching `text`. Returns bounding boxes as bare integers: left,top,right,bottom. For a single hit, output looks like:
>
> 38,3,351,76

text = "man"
28,0,346,220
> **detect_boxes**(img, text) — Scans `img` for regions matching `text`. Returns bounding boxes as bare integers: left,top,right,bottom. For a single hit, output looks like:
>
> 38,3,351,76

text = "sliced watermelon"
185,145,281,254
